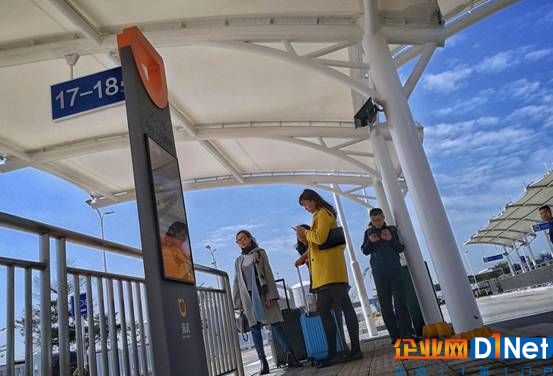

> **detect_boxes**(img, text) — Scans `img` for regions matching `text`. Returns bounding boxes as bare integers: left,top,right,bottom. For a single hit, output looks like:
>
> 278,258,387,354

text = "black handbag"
318,226,346,250
236,311,250,333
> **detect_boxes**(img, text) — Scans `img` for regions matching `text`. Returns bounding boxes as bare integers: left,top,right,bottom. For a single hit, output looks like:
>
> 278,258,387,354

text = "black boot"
286,351,302,368
260,356,270,375
343,348,364,362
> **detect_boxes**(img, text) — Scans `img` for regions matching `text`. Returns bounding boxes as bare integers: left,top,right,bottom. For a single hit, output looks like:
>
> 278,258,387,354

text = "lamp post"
205,245,220,288
85,197,114,272
205,245,218,269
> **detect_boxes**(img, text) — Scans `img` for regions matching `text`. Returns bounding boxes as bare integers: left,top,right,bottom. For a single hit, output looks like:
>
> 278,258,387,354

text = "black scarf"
241,244,257,255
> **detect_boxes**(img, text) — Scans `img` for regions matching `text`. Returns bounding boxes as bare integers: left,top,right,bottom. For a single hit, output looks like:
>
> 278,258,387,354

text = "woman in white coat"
232,230,301,374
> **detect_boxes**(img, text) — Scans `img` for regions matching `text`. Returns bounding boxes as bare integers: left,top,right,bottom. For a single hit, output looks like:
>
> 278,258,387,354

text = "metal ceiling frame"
1,122,413,205
90,171,376,208
0,0,517,70
0,0,519,209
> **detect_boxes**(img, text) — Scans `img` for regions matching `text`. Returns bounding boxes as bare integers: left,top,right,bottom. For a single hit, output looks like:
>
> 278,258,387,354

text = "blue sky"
1,0,553,360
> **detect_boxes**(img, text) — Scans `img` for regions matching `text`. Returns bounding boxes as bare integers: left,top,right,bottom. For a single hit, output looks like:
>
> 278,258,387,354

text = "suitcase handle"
296,266,311,313
274,278,290,310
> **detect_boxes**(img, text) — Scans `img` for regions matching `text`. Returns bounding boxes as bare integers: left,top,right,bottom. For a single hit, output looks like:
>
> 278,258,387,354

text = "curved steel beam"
2,124,371,167
202,41,377,99
275,136,380,179
90,172,374,208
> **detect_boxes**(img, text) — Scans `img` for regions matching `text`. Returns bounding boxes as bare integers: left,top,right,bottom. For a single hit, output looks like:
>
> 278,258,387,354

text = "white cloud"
502,79,541,100
427,117,500,140
475,51,516,74
506,104,551,123
434,96,489,117
203,223,264,249
425,123,536,157
525,48,553,61
475,116,500,126
422,67,472,93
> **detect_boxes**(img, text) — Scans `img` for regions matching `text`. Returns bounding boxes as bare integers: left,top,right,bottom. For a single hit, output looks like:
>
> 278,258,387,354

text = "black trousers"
373,271,414,339
316,283,360,357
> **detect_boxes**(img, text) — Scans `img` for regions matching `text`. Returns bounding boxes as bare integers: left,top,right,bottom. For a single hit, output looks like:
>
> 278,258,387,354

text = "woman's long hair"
298,189,337,217
166,221,188,241
236,229,259,248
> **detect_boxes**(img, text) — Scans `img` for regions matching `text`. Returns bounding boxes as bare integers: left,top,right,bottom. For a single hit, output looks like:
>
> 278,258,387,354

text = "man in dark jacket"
539,205,553,244
361,208,414,343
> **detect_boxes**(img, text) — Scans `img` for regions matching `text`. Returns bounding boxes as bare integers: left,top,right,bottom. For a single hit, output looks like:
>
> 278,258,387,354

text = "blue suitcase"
296,267,345,362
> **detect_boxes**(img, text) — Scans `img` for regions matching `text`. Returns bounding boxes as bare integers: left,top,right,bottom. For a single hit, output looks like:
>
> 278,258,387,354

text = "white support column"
370,129,443,324
348,41,441,323
502,247,516,276
332,186,378,337
523,235,537,267
543,231,553,259
373,180,393,221
362,0,482,333
517,242,530,270
512,244,526,273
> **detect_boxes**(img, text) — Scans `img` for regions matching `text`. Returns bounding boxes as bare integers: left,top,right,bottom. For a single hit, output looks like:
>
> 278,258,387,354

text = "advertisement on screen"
147,136,196,284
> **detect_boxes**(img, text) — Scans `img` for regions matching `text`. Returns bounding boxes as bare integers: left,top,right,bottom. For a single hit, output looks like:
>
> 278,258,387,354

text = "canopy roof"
466,170,553,248
0,0,516,208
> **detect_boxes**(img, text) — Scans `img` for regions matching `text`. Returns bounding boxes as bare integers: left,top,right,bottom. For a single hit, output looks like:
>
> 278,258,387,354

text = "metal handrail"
0,210,244,376
0,211,142,258
0,255,46,269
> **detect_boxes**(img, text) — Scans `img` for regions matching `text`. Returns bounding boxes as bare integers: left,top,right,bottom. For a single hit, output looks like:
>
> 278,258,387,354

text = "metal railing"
0,211,244,376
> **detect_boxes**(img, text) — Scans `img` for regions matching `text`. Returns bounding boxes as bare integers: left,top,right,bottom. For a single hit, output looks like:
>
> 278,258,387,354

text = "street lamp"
85,196,115,272
205,245,218,269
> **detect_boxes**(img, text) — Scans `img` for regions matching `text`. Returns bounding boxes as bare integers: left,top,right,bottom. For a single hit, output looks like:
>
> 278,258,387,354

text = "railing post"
97,277,110,376
118,280,131,375
217,288,231,372
56,237,70,376
198,291,213,376
74,274,86,376
7,265,15,376
223,276,244,376
134,282,148,376
25,267,34,376
127,281,140,375
142,287,156,376
106,279,121,375
86,275,98,376
40,234,52,376
213,292,226,372
206,291,220,374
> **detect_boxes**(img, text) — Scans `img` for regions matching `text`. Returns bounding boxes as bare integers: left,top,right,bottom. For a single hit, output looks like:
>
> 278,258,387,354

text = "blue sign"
51,67,124,120
483,254,504,263
532,222,551,232
70,293,87,318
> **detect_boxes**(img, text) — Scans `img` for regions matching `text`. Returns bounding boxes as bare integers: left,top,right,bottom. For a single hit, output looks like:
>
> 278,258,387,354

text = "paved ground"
240,287,553,375
440,285,553,324
256,335,553,376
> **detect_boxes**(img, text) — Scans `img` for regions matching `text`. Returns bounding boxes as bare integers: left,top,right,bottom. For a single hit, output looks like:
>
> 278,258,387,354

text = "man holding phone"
539,205,553,245
361,208,414,344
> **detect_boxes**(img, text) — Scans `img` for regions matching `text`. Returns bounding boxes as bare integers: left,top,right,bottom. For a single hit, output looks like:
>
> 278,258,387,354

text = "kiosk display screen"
147,136,196,284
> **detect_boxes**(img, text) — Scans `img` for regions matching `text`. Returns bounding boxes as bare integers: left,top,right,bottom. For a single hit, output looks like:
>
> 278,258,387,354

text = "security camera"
354,97,383,128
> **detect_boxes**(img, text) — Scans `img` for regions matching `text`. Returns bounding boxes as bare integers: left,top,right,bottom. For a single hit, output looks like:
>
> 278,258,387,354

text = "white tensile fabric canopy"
467,170,553,248
0,0,516,208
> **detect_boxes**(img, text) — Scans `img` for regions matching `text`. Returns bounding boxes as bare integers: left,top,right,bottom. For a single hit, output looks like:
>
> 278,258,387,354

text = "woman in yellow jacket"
294,189,362,367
